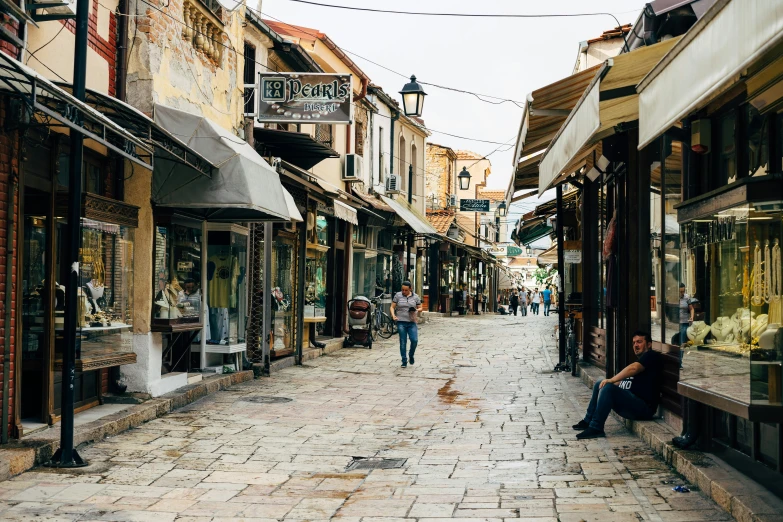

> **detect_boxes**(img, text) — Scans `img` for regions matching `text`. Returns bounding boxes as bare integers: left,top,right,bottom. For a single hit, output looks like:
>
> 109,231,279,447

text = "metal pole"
406,164,413,282
556,185,567,367
47,0,89,468
295,196,308,364
262,222,272,375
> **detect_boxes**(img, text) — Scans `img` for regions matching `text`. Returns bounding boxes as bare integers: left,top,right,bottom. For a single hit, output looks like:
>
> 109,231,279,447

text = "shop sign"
121,330,134,352
460,199,490,212
564,240,582,264
506,246,523,256
256,72,353,124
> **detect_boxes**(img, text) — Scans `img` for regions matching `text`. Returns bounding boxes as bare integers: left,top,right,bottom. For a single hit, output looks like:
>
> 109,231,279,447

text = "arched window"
411,142,418,196
398,135,406,189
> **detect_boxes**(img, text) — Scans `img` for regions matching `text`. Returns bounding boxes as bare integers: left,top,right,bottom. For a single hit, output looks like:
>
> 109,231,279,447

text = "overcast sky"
260,0,642,222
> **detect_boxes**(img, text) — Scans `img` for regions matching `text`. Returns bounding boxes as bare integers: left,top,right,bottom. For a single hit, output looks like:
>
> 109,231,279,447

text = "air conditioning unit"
448,194,457,208
343,153,363,182
386,174,401,194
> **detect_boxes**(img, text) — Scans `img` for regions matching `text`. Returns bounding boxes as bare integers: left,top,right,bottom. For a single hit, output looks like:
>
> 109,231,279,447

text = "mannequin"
687,321,711,345
711,317,735,342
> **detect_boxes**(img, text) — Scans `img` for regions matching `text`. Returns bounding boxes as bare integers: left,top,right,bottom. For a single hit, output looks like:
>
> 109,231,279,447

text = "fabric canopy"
152,104,291,221
379,195,438,235
538,244,559,266
333,200,358,225
638,0,783,148
283,190,303,222
497,269,515,290
539,37,680,193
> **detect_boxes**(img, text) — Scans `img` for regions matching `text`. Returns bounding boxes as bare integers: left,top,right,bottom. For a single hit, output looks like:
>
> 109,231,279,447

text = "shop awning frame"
539,37,681,193
333,199,358,225
0,52,152,170
379,194,438,235
253,127,339,170
56,85,214,178
637,0,783,149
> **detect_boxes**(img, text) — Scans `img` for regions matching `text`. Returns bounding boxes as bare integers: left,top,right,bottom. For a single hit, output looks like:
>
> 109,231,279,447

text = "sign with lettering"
256,73,353,124
460,199,490,212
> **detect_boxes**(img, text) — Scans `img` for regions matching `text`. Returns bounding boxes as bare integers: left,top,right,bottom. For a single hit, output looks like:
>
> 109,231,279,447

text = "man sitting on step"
573,331,663,440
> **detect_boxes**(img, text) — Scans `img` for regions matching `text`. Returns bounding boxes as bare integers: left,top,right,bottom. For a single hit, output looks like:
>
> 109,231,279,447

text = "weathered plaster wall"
425,144,454,210
126,0,244,133
123,160,153,334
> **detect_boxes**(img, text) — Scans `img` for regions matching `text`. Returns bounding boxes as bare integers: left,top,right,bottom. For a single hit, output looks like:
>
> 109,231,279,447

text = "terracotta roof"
456,150,486,160
426,209,456,234
264,20,322,43
353,190,394,213
479,189,506,201
587,24,632,44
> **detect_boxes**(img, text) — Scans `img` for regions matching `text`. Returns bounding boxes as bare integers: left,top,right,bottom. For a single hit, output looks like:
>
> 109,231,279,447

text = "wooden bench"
585,327,607,369
652,341,682,417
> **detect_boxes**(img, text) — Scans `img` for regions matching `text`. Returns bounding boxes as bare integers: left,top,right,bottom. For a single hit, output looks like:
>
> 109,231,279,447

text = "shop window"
759,422,779,469
57,153,106,196
152,219,203,329
271,228,294,356
650,143,664,342
746,104,770,177
399,135,406,188
315,213,329,246
717,110,737,186
411,143,418,195
353,225,367,247
243,42,256,116
663,136,684,345
363,250,378,297
378,127,385,182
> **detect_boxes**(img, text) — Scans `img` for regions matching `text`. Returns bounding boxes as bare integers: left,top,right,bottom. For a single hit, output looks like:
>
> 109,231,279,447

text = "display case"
152,213,203,331
678,190,783,420
204,224,248,348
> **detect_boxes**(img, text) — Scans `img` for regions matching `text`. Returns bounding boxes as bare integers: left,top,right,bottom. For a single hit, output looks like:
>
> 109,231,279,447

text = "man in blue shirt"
541,286,552,316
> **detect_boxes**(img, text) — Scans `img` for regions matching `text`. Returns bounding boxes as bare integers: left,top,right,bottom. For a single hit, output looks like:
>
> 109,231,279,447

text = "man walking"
573,331,663,439
542,285,552,316
391,281,422,368
519,287,528,316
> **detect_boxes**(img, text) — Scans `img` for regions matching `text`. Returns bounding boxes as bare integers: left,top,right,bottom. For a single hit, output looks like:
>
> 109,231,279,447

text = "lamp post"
400,75,427,284
458,167,471,191
526,245,532,257
497,201,507,217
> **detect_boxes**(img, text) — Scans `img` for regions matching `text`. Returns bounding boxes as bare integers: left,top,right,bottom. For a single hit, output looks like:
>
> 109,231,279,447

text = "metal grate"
346,457,407,471
240,396,293,404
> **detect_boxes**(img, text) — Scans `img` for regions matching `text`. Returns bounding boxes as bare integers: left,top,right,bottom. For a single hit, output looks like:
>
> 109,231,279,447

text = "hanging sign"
460,199,490,212
506,246,523,256
256,72,353,124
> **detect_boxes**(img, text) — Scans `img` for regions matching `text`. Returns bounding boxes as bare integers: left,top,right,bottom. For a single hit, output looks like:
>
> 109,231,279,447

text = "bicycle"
370,294,397,339
555,308,580,375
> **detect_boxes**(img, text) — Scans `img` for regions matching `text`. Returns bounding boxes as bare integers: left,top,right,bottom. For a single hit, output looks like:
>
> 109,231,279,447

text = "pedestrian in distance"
532,288,541,315
509,289,520,316
519,287,528,316
573,331,663,439
391,281,423,368
542,285,553,316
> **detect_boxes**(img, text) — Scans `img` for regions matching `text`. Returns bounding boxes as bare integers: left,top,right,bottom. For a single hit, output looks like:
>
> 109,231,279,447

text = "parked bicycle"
555,308,581,375
370,294,397,339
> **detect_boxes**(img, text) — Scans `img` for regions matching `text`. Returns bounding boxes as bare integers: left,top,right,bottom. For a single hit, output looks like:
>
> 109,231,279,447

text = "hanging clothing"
208,255,239,308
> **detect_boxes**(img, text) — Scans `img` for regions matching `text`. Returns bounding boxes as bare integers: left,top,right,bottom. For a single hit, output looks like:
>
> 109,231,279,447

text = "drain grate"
240,396,293,404
346,457,407,471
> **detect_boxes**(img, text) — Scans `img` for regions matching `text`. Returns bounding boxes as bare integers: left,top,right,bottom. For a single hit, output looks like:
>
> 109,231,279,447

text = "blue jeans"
543,301,551,316
679,323,689,345
583,380,655,431
397,321,418,364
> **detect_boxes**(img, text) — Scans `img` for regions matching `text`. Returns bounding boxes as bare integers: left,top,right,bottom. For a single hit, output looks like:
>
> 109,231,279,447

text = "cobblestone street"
0,314,730,521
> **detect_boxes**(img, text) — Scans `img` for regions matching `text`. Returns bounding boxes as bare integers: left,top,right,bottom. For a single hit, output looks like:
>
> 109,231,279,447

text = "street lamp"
458,166,471,190
526,245,532,256
497,201,507,217
399,75,427,117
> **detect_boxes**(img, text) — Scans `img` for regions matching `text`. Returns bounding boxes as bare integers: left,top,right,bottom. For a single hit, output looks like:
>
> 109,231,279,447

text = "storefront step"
0,370,253,482
187,373,203,385
576,362,783,522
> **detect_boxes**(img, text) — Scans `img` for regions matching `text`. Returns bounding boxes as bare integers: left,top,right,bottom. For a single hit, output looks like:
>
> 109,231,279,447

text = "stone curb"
577,362,783,522
268,337,346,372
0,370,253,483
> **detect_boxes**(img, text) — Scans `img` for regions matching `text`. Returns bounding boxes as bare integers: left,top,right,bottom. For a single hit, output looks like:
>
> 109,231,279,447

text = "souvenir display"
152,218,202,328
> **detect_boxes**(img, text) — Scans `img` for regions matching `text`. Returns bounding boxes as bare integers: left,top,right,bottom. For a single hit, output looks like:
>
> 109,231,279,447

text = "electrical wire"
25,23,66,66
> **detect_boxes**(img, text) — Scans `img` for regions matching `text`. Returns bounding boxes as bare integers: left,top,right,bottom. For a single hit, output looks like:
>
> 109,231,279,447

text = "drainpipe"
117,0,129,101
2,165,17,445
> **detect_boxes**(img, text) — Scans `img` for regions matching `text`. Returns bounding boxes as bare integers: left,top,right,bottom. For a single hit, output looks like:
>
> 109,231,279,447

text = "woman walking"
532,288,541,315
509,290,520,316
519,287,528,316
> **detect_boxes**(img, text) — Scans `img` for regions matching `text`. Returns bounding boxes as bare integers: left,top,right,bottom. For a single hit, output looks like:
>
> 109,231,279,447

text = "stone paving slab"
0,314,753,521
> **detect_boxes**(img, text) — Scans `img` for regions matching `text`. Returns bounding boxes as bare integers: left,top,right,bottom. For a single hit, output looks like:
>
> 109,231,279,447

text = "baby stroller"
344,296,373,349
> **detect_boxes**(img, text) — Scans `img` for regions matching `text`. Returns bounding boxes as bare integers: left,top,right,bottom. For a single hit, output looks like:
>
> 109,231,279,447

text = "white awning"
333,199,358,225
638,0,783,148
539,38,680,193
379,195,438,235
284,190,303,222
152,104,291,222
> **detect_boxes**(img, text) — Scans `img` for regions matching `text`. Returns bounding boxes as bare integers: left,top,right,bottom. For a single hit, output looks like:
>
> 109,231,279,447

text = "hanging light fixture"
497,201,507,217
399,75,427,117
458,166,471,190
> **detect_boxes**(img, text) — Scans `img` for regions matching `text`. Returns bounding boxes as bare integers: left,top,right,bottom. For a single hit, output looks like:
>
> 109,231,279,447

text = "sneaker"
576,428,606,440
572,420,590,430
401,363,407,368
409,354,415,365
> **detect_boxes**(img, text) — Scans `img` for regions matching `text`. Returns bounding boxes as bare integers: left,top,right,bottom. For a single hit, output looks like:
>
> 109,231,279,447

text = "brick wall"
425,145,452,209
62,1,118,96
0,100,19,439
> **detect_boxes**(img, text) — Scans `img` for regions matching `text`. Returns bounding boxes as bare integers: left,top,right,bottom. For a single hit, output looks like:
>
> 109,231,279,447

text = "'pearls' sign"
256,73,353,124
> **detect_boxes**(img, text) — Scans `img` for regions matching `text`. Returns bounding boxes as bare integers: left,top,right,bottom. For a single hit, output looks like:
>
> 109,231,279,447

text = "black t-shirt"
616,350,663,410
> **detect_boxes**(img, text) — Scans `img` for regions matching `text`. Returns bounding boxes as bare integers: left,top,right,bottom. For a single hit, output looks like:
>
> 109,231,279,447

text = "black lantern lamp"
497,201,507,217
399,75,427,117
458,166,471,190
526,244,532,256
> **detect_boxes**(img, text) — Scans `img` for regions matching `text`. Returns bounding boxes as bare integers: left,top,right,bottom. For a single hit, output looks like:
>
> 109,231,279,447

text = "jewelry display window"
152,214,203,331
204,224,248,349
305,208,329,319
271,227,295,357
679,203,783,416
